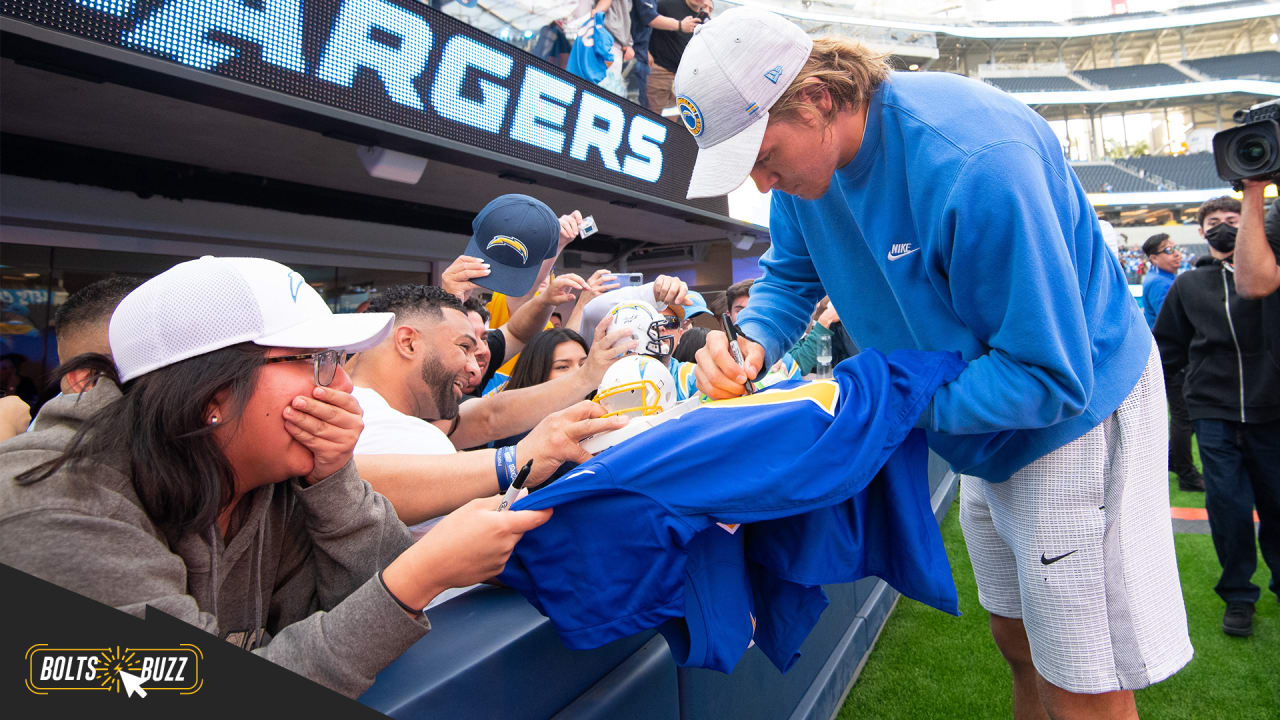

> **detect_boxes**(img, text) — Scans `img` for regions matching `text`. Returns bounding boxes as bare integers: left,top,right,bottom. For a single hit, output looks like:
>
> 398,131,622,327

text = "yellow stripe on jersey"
707,380,840,416
677,362,697,392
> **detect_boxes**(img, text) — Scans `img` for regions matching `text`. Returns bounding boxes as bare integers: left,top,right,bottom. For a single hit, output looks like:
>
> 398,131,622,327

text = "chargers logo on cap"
486,235,529,264
676,96,703,137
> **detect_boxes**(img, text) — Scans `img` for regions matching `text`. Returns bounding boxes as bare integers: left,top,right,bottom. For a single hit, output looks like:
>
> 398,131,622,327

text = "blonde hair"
771,37,890,125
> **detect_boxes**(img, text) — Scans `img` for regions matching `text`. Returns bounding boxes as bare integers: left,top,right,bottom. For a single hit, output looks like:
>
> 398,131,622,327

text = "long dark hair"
17,343,266,542
504,329,588,391
672,327,710,363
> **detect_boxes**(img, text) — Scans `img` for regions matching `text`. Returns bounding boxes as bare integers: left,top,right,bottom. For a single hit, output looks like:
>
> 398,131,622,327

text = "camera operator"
1236,179,1280,298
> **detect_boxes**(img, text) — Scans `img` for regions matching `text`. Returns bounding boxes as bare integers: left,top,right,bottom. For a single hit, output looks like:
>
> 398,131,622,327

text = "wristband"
378,569,423,614
495,445,519,493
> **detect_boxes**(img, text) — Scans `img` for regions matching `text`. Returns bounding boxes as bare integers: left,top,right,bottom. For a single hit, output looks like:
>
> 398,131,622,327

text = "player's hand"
583,314,638,383
440,255,491,302
694,330,764,399
283,380,364,485
383,496,553,611
651,274,691,309
558,211,584,247
622,45,635,62
515,401,628,486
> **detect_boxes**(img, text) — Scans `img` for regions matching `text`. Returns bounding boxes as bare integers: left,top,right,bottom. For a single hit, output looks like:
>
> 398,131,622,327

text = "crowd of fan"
0,192,851,698
533,0,713,118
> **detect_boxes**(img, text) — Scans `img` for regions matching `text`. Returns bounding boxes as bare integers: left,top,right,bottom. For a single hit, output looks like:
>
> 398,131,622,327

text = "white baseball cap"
674,8,813,199
109,256,394,382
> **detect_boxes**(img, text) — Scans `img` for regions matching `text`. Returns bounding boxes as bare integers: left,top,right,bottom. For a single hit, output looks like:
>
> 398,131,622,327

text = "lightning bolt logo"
486,235,529,264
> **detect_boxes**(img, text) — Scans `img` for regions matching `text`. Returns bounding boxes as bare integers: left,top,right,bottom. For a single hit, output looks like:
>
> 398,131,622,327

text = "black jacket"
1154,255,1280,424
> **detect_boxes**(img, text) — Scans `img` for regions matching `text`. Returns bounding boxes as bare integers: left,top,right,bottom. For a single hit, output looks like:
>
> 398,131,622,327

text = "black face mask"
1205,223,1237,254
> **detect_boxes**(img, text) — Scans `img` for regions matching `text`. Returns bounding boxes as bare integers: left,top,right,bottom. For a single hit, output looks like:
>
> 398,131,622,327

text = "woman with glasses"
0,257,554,698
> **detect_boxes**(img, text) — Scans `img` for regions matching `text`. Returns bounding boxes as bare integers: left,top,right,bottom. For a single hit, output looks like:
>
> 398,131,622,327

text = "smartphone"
579,215,599,239
610,272,643,287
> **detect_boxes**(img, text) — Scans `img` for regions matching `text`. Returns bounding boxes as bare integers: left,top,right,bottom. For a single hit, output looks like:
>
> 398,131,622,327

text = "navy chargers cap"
465,194,560,296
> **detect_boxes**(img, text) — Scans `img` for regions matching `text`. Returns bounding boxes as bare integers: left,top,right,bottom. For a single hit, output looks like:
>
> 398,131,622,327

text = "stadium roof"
445,0,1279,51
727,0,1277,39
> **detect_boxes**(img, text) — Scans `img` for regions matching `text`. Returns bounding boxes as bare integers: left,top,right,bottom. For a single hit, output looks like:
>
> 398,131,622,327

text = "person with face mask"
1153,196,1280,639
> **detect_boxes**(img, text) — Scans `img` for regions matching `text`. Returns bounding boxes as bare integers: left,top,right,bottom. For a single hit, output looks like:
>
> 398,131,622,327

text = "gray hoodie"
0,382,429,698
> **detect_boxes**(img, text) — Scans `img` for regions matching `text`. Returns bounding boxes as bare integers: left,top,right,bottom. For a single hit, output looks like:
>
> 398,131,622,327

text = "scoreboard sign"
1,0,713,209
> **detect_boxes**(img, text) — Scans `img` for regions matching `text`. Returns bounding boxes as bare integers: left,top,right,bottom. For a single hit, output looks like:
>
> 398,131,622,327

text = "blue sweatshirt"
1142,267,1176,330
738,72,1150,483
500,350,964,673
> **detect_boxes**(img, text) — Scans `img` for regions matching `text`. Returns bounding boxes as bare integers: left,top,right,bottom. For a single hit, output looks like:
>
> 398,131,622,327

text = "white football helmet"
607,300,680,357
595,355,677,418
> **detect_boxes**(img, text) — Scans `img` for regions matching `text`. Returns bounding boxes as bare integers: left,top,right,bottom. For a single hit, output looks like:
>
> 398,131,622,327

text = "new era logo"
764,65,783,84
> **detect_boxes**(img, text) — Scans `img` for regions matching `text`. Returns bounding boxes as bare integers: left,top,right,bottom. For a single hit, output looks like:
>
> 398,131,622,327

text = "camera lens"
1232,131,1274,172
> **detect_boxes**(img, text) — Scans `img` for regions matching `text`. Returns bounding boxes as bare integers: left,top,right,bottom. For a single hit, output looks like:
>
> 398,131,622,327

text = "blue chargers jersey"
499,348,965,673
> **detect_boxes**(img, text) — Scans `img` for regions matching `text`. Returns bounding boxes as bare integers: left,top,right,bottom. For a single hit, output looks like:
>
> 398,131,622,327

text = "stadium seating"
985,76,1088,92
1183,51,1280,81
1114,153,1229,189
1075,63,1196,89
1070,163,1162,193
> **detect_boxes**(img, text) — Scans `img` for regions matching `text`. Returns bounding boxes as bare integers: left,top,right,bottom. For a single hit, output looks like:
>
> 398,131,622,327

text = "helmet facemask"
595,378,668,418
644,316,680,357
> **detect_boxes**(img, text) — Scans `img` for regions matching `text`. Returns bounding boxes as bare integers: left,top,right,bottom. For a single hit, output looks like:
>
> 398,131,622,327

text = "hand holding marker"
720,313,755,395
498,460,534,511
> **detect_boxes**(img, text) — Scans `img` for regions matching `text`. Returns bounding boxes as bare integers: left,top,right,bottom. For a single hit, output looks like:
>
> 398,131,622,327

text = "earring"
209,416,219,426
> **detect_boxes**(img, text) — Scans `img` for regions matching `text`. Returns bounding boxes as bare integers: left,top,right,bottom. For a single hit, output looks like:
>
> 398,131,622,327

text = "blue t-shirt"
499,349,964,673
739,72,1151,483
1142,267,1177,330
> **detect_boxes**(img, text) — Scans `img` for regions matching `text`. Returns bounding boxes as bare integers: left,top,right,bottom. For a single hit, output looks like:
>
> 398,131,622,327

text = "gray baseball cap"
673,8,813,198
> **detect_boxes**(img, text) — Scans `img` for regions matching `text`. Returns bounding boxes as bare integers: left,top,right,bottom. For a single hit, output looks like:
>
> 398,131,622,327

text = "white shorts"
959,344,1192,693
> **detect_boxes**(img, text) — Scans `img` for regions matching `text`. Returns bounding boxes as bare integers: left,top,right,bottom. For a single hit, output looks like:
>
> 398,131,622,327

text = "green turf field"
838,503,1279,719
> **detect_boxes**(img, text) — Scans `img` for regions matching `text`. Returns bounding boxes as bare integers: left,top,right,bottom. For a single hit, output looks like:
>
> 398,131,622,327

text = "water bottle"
816,333,833,379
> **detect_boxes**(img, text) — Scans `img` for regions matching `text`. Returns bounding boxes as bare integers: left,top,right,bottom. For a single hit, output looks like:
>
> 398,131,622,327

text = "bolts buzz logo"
485,235,529,264
676,96,703,137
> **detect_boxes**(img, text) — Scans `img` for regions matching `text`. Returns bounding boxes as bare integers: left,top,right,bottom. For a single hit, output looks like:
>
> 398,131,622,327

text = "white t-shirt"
351,386,459,576
352,386,456,456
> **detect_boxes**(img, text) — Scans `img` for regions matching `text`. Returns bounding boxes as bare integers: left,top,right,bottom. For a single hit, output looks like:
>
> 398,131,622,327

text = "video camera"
1213,99,1280,189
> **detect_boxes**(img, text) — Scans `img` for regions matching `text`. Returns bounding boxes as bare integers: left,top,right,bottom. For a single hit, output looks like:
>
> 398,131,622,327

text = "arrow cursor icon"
119,670,148,698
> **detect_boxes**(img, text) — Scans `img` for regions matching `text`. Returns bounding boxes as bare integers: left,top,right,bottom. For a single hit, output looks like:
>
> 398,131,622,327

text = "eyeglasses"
1152,247,1180,256
263,349,341,387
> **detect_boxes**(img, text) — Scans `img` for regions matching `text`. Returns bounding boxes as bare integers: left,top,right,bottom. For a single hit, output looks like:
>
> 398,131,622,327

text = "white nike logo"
887,243,920,261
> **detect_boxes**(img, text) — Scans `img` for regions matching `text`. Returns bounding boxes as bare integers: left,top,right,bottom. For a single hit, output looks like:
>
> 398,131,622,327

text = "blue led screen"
1,0,714,208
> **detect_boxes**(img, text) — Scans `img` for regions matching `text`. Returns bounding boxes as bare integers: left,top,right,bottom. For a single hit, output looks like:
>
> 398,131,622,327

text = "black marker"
497,460,534,511
720,313,755,395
